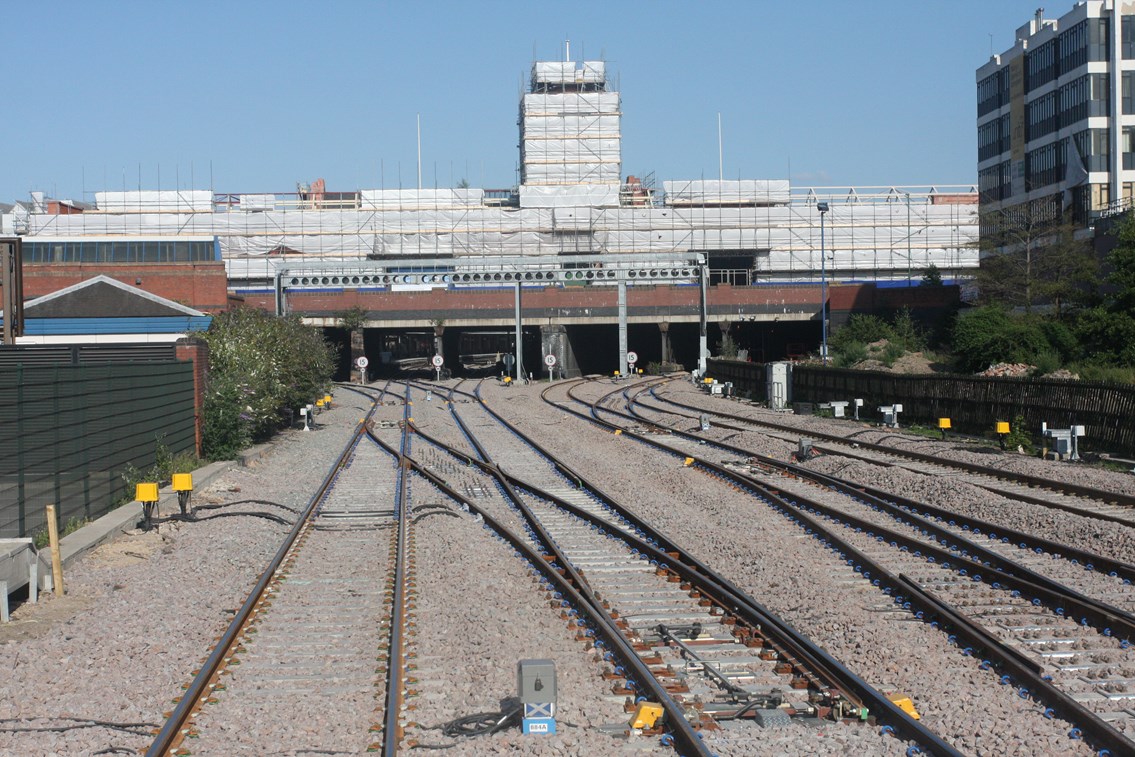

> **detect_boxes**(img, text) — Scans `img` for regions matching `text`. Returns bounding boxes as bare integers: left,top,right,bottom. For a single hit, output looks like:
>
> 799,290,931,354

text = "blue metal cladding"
18,316,213,335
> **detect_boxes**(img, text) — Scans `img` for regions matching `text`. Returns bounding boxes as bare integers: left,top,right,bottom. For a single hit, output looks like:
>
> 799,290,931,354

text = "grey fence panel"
0,362,195,538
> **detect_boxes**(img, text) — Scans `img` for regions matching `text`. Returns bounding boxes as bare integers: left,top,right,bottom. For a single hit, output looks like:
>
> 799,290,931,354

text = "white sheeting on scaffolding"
239,194,277,211
532,61,606,85
95,190,213,213
522,166,621,185
359,188,485,210
522,93,620,115
522,138,621,160
27,192,978,280
522,115,620,137
663,180,791,206
552,207,591,231
519,185,620,208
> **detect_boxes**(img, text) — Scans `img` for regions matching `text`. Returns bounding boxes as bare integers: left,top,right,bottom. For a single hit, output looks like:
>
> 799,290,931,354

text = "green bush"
951,307,1062,372
1067,362,1135,383
1003,414,1035,454
881,341,906,367
831,314,891,351
200,308,337,459
833,341,868,368
888,307,925,352
1075,307,1135,367
1031,350,1062,376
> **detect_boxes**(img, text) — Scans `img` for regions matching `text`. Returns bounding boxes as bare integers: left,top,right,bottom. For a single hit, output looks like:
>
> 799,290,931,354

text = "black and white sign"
626,351,638,365
544,354,557,367
431,355,444,368
355,356,369,368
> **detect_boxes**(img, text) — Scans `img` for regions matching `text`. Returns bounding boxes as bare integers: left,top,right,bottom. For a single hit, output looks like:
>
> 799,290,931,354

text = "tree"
1074,213,1135,367
920,264,943,287
200,308,337,458
975,199,1096,314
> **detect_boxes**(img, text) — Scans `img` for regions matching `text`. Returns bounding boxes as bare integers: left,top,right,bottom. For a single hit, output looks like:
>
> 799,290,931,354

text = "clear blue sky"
3,0,1051,203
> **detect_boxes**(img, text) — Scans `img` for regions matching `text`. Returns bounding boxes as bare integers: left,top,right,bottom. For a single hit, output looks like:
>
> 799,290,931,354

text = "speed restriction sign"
544,354,557,367
431,355,444,368
626,351,638,365
355,356,369,368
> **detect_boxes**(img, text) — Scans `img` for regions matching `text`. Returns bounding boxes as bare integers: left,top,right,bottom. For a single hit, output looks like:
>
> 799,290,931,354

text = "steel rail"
410,379,961,755
643,383,1135,530
364,422,713,757
631,381,1135,585
650,379,1135,511
146,409,376,757
564,379,1135,756
380,385,414,754
611,382,1135,624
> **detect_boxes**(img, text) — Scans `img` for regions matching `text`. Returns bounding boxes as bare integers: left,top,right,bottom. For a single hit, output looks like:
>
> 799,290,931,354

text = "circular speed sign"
626,351,638,365
431,355,444,368
544,354,557,367
355,356,369,368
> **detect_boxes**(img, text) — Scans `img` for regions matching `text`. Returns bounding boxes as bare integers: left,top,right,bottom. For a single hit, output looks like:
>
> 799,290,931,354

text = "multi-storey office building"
977,2,1132,231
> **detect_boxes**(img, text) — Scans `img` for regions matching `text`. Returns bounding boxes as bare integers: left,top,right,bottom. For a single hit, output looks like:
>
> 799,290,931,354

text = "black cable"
0,716,158,737
193,499,300,514
411,510,463,524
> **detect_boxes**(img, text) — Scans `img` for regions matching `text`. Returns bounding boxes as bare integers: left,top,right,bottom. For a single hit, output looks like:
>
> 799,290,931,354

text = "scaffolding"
5,55,979,288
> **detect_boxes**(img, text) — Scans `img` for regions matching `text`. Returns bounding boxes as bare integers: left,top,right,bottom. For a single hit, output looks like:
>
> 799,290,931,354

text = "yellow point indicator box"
887,692,920,720
630,702,663,729
996,421,1010,435
937,418,951,430
171,473,193,492
135,482,159,502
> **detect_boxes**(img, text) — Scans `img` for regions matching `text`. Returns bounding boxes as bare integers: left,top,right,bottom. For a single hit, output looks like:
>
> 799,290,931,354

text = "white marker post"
544,353,557,383
355,355,369,384
432,354,444,382
626,350,638,378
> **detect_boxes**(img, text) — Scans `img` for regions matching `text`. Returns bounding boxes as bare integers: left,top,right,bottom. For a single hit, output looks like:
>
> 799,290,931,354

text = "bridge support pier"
659,322,672,366
541,325,579,379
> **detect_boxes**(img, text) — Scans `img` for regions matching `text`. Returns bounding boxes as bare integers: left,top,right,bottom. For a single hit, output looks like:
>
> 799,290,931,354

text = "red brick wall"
15,263,231,312
174,338,209,457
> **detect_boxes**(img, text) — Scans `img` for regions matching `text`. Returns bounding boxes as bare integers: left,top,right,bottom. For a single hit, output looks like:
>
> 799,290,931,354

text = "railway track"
407,379,960,755
147,391,412,755
552,376,1135,755
647,378,1135,527
619,382,1135,612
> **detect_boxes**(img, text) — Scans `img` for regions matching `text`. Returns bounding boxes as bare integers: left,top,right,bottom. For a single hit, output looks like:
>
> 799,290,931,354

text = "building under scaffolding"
4,55,979,290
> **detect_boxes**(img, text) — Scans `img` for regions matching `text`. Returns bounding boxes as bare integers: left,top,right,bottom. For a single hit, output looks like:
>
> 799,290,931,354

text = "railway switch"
172,473,193,516
518,659,556,734
700,413,711,431
135,482,159,530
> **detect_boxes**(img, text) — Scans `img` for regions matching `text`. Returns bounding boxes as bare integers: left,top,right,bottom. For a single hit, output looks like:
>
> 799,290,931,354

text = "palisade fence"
0,362,196,539
705,359,1135,458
